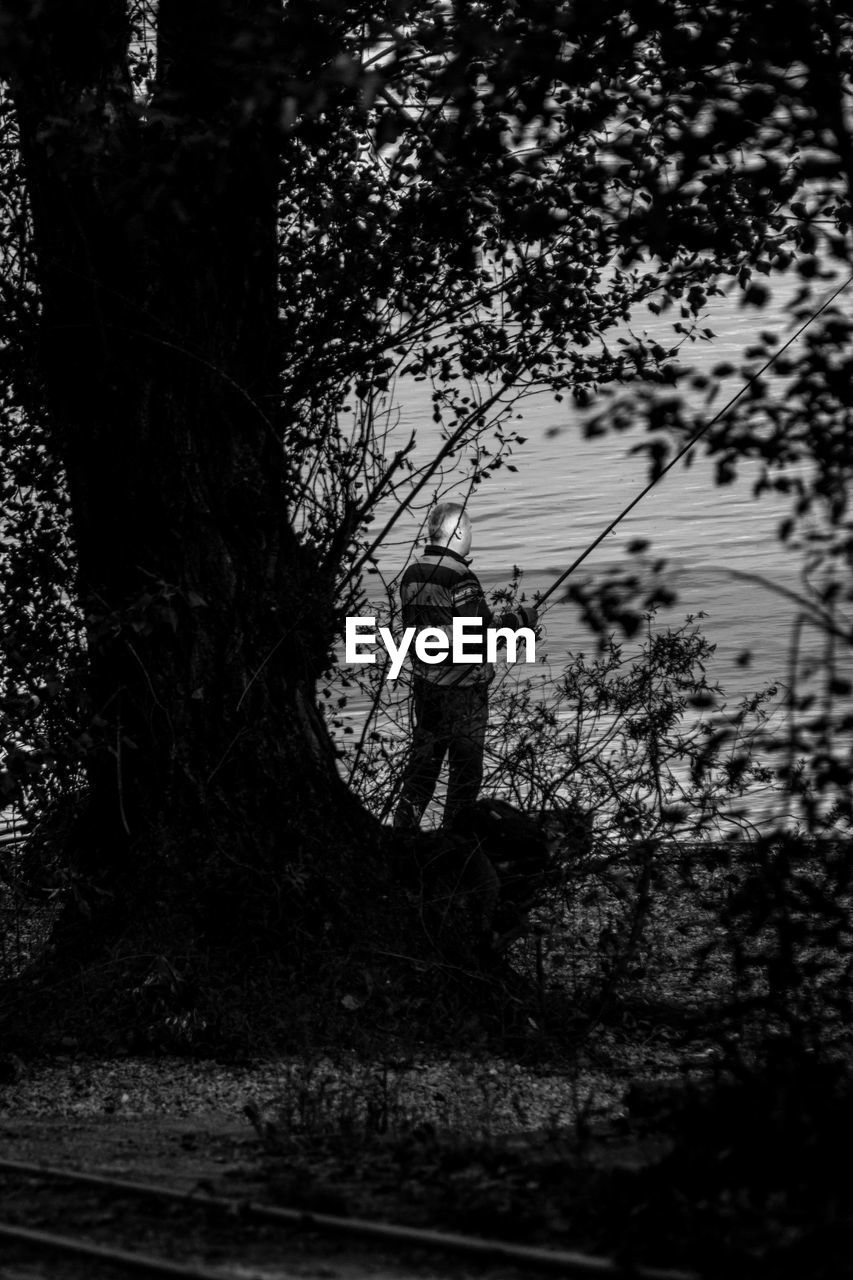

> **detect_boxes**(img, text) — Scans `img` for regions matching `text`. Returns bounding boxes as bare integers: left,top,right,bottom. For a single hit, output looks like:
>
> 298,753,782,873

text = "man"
393,502,538,830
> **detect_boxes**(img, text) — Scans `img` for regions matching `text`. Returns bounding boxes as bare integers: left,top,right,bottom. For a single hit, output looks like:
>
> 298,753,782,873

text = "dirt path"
0,1055,620,1280
0,1115,537,1279
0,1053,687,1279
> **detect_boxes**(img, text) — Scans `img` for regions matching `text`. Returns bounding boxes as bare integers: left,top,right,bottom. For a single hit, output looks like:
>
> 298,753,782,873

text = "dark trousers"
394,680,489,829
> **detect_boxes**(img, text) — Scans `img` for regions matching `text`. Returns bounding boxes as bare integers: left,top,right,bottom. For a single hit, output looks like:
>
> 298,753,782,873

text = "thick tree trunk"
1,1,367,958
0,2,527,1054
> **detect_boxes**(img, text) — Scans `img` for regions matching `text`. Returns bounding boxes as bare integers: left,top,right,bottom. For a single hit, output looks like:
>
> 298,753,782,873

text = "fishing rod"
537,269,853,610
372,269,853,717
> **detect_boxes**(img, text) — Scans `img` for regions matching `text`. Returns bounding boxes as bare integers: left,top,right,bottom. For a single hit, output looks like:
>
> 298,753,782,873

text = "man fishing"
393,501,538,830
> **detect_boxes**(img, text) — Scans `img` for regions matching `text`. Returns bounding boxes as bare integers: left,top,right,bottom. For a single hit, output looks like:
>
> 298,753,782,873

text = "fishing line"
538,269,853,609
383,271,853,718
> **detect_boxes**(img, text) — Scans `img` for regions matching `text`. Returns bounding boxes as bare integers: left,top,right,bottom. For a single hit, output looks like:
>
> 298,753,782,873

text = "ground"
2,844,850,1278
0,1053,682,1280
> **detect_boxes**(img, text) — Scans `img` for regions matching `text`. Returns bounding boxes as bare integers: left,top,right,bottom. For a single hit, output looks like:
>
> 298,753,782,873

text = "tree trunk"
12,1,335,795
0,1,386,1034
0,2,532,1054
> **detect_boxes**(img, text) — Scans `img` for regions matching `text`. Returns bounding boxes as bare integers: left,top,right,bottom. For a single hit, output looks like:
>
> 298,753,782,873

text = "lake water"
336,272,853,832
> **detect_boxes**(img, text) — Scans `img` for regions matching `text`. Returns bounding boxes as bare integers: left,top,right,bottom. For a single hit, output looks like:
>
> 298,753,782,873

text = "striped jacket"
398,545,525,688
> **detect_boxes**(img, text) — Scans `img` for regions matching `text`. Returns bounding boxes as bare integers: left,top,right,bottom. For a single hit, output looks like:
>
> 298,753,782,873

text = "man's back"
399,543,493,687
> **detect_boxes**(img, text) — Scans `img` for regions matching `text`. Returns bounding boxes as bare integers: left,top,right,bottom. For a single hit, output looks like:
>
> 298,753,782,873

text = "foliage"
344,603,779,833
0,1,852,1074
1,0,848,818
548,1,853,836
241,1047,853,1277
700,831,853,1058
332,600,786,1024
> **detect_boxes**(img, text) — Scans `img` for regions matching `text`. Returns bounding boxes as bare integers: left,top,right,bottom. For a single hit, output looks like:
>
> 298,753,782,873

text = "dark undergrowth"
247,1046,853,1279
3,808,853,1277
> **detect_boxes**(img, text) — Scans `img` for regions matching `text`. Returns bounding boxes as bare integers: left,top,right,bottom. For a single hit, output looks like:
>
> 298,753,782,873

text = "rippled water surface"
340,275,852,829
363,277,847,695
